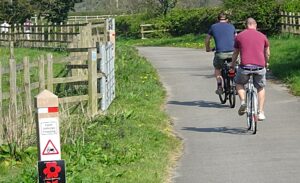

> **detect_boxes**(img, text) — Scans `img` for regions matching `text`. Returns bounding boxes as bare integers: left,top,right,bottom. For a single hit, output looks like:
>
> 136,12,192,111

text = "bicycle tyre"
218,72,227,104
246,91,252,130
251,91,258,134
228,78,236,108
247,91,257,134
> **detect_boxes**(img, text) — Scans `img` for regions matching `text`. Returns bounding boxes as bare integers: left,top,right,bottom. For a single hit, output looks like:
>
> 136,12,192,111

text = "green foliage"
0,0,33,23
33,0,81,23
116,7,222,38
281,0,300,12
223,0,281,34
0,0,79,24
116,14,151,38
158,0,178,16
161,7,221,36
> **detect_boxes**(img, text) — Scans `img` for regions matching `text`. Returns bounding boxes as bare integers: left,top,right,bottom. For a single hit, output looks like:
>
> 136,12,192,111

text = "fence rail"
0,19,109,49
281,11,300,34
0,18,116,145
140,24,168,39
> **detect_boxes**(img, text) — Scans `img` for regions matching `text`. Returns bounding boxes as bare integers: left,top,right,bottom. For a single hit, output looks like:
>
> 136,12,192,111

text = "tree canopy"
0,0,81,23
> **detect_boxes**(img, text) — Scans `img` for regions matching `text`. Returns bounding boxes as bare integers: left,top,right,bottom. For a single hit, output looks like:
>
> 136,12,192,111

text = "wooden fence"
140,24,168,39
0,18,116,145
281,11,300,34
0,19,109,49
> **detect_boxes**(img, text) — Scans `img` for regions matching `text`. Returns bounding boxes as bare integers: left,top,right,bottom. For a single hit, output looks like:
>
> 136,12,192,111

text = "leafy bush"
223,0,281,34
281,0,300,12
160,7,221,36
116,14,155,39
116,7,223,38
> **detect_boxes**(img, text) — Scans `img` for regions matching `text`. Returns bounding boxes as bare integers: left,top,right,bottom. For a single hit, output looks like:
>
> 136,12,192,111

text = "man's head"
218,13,228,22
246,18,257,29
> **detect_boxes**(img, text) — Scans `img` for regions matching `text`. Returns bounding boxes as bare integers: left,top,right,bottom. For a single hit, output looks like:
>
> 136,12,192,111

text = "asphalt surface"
137,47,300,183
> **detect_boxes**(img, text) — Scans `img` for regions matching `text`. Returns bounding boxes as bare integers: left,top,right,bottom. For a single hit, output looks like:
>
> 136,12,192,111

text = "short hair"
246,17,257,25
218,13,227,20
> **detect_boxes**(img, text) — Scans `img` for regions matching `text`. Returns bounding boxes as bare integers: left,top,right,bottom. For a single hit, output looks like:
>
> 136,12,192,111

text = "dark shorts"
234,67,266,89
213,52,233,69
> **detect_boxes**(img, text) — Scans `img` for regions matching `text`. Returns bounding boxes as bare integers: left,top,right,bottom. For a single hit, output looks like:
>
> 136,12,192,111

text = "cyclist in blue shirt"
205,13,236,94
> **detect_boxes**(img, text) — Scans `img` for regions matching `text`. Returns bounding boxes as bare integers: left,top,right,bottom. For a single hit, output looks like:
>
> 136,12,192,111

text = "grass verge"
0,43,181,182
269,35,300,95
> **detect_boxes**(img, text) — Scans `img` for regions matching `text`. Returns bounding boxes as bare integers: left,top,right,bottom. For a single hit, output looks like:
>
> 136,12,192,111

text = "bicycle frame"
218,59,236,108
246,74,258,134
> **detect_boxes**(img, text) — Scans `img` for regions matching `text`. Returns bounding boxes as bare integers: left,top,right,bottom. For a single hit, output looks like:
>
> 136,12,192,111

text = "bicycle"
217,58,237,108
245,72,258,134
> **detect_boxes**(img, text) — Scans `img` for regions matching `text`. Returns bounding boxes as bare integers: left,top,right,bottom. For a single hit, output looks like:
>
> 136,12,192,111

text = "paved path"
137,47,300,183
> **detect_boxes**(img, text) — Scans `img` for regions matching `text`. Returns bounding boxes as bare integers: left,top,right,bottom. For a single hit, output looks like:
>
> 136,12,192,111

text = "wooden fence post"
47,54,53,92
9,41,17,127
48,24,51,47
298,12,300,34
88,48,98,116
280,12,284,33
39,55,45,92
141,25,144,39
289,12,292,33
0,60,2,143
41,23,44,48
292,12,296,34
285,12,288,33
23,56,33,125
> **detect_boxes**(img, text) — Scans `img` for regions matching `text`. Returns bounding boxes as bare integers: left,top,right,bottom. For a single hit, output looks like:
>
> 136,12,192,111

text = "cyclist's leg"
213,53,224,94
254,68,267,120
235,67,250,115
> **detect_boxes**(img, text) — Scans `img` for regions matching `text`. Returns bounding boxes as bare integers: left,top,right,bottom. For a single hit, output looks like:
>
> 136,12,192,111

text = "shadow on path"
182,126,250,135
168,100,228,108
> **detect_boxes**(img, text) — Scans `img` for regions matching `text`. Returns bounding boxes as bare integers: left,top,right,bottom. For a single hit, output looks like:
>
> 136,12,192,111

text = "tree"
223,0,281,34
0,0,33,23
33,0,82,23
158,0,177,16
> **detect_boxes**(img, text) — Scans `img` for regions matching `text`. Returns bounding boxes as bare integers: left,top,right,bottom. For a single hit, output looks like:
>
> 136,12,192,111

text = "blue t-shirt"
208,22,236,52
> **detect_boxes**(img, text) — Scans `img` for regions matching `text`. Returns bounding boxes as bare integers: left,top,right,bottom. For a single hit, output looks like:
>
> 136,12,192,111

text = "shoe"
238,104,247,116
215,87,223,95
258,111,266,121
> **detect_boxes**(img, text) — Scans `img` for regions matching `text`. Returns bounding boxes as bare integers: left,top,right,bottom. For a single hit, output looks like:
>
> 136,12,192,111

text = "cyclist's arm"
231,48,240,67
264,46,270,67
205,34,212,52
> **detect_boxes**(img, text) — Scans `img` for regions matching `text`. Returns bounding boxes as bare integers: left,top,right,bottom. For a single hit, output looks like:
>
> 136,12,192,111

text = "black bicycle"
217,59,237,108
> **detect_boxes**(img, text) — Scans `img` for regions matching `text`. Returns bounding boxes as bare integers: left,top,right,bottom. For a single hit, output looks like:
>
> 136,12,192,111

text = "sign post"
35,90,66,183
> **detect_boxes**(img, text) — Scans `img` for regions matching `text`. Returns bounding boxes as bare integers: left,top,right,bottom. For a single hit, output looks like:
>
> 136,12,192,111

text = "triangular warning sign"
42,140,59,155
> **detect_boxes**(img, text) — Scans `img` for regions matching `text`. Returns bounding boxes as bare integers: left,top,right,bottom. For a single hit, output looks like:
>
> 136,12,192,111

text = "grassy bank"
0,44,181,182
269,35,300,95
122,34,300,96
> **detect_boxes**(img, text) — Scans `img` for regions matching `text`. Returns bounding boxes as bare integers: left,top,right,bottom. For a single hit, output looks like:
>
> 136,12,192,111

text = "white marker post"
35,90,61,161
35,90,66,183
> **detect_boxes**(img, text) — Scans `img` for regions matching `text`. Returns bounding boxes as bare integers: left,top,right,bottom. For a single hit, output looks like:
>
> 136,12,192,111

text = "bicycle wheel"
246,91,252,130
251,91,258,134
247,91,257,134
228,78,236,108
218,73,227,104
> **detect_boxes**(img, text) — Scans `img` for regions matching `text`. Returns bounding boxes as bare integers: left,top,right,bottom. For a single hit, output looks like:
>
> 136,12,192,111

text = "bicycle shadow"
182,126,250,135
168,100,229,109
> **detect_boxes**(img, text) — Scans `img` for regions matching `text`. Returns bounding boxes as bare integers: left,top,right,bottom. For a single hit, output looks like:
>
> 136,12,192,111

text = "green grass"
122,34,206,48
0,47,68,67
0,43,181,182
269,35,300,95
